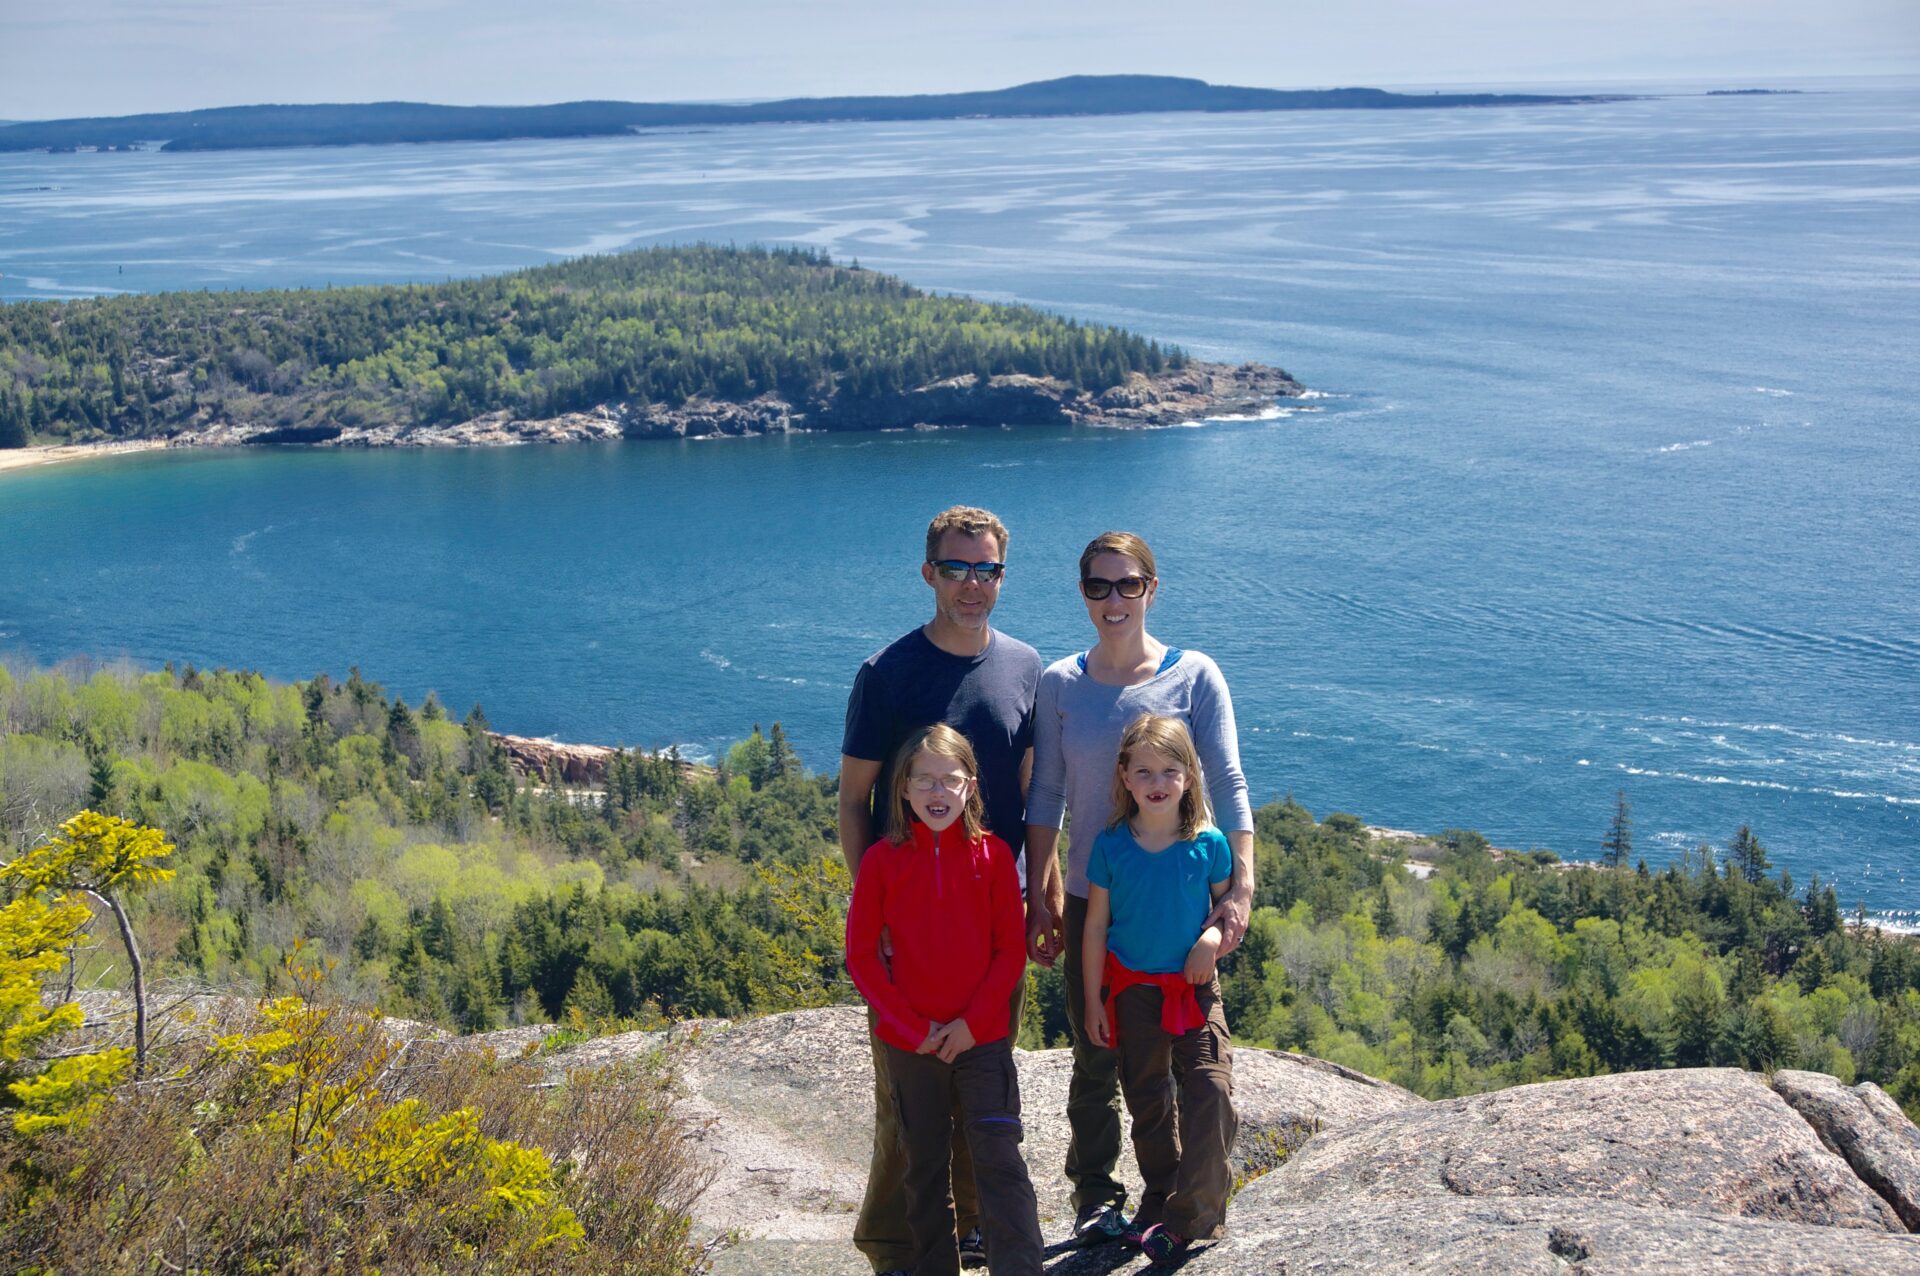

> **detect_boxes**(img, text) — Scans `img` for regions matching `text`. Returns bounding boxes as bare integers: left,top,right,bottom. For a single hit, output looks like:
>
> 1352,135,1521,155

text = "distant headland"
0,75,1630,153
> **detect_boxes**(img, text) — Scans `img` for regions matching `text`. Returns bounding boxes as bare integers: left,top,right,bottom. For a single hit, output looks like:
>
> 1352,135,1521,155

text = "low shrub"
1,955,714,1274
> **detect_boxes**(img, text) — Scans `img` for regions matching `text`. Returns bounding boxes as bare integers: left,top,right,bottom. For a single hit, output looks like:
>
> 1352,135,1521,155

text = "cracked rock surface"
1204,1191,1920,1274
1268,1068,1904,1231
514,1009,1920,1273
1772,1068,1920,1232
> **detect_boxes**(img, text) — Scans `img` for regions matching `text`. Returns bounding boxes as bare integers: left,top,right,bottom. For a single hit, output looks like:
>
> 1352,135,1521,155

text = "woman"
1024,530,1255,1246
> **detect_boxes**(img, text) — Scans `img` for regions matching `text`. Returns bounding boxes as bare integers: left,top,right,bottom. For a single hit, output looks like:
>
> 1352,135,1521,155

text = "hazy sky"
3,0,1917,119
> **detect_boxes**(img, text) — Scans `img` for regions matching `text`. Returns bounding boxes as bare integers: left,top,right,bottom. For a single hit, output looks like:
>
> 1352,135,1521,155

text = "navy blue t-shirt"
843,626,1041,855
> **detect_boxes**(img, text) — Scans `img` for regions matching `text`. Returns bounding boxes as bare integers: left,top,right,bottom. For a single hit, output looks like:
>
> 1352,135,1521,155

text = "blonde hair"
1108,714,1210,840
888,723,987,844
926,506,1009,562
1079,530,1157,582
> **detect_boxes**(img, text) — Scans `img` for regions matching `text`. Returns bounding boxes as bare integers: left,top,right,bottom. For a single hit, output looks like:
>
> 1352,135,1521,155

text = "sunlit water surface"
2,82,1916,915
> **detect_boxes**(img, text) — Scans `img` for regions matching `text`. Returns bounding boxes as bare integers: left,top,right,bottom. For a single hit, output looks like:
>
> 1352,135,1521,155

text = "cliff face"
506,1005,1920,1275
648,364,1304,438
486,732,617,786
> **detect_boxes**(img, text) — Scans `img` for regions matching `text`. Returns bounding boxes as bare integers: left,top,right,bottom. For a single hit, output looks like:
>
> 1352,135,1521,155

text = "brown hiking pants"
1062,892,1128,1212
854,981,1025,1272
881,1036,1045,1276
1111,977,1237,1240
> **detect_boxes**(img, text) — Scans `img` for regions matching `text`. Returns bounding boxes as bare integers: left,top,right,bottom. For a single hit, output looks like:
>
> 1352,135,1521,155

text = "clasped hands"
917,1017,977,1063
875,927,979,1062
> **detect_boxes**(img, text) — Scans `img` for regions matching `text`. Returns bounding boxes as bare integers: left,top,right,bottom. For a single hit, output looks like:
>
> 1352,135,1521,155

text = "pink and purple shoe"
1136,1223,1192,1266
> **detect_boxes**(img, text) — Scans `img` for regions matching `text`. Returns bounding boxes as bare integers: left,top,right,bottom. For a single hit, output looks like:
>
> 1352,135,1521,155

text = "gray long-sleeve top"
1027,649,1255,898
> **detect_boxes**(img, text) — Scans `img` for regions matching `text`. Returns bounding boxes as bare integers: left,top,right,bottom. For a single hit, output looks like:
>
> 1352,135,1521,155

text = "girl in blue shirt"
1080,714,1239,1265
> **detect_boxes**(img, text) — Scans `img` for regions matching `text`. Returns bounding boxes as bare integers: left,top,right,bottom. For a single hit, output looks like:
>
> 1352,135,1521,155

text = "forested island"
0,75,1627,153
0,245,1300,452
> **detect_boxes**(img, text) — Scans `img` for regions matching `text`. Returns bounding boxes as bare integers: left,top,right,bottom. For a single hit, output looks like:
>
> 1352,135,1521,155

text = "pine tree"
1806,876,1842,938
767,721,797,783
0,393,28,448
1730,824,1771,883
1602,791,1633,869
86,751,116,811
1372,890,1398,938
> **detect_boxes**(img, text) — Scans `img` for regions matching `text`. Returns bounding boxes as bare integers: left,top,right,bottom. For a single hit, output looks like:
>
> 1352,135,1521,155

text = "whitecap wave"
1753,386,1794,396
1819,789,1920,807
1618,764,1797,792
1203,403,1291,423
699,649,732,670
1671,716,1919,752
1653,439,1714,454
1617,763,1920,806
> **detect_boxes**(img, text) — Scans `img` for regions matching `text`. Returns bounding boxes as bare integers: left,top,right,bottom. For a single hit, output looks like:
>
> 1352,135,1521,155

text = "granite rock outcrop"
506,1005,1920,1274
161,361,1305,450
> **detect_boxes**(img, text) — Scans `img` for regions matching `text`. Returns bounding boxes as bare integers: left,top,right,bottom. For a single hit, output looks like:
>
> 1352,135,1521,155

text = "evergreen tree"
1602,790,1632,869
1730,824,1771,883
767,721,798,783
1806,877,1842,939
1372,891,1398,938
86,750,116,811
0,394,27,448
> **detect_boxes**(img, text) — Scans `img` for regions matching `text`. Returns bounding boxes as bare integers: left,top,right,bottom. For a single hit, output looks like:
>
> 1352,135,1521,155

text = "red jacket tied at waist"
1103,950,1207,1041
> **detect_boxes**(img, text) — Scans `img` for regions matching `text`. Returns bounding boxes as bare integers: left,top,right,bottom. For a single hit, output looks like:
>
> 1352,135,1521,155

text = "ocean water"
2,83,1917,915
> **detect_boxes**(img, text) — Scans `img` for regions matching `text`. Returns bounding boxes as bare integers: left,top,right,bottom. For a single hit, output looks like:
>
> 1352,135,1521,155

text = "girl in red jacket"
846,723,1043,1276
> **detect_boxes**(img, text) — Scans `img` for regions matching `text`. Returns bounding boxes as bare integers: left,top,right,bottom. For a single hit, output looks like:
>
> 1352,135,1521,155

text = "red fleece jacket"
845,822,1027,1052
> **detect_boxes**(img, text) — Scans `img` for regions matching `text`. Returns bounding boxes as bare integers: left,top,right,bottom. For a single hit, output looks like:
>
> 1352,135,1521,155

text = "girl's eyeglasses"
928,559,1005,582
1081,575,1150,600
909,775,971,794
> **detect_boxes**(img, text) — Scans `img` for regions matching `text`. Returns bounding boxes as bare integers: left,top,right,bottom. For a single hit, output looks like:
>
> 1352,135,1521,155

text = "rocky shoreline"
135,361,1305,452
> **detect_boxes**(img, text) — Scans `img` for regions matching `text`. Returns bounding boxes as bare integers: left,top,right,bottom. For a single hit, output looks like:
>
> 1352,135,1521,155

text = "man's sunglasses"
1081,575,1150,600
929,559,1006,583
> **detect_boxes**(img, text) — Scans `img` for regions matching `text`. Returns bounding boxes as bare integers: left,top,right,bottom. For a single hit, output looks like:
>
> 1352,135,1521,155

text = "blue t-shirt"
1086,825,1233,974
843,626,1040,855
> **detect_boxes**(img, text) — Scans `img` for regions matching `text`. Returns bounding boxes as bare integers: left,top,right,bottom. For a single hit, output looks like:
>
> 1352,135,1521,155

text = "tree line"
5,659,1920,1118
0,245,1181,446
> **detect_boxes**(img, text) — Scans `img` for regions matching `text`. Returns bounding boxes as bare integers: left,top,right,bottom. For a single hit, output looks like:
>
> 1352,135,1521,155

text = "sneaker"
958,1226,986,1268
1120,1214,1151,1249
1137,1223,1192,1266
1072,1201,1128,1245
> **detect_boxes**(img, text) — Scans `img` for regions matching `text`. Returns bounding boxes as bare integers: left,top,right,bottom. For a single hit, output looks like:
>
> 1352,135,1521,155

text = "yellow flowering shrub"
0,885,128,1136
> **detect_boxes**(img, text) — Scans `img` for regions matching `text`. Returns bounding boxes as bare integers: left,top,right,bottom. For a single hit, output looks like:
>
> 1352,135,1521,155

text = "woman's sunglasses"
1081,575,1150,600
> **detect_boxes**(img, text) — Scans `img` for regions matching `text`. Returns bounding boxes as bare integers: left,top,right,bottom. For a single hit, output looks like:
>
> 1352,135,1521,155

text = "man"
840,505,1041,1275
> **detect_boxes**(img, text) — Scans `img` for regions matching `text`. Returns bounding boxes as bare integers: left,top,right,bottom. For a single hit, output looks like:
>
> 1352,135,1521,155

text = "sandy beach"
0,440,174,477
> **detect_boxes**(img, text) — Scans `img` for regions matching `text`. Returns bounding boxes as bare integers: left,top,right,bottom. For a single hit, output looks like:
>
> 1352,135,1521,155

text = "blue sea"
2,82,1916,915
